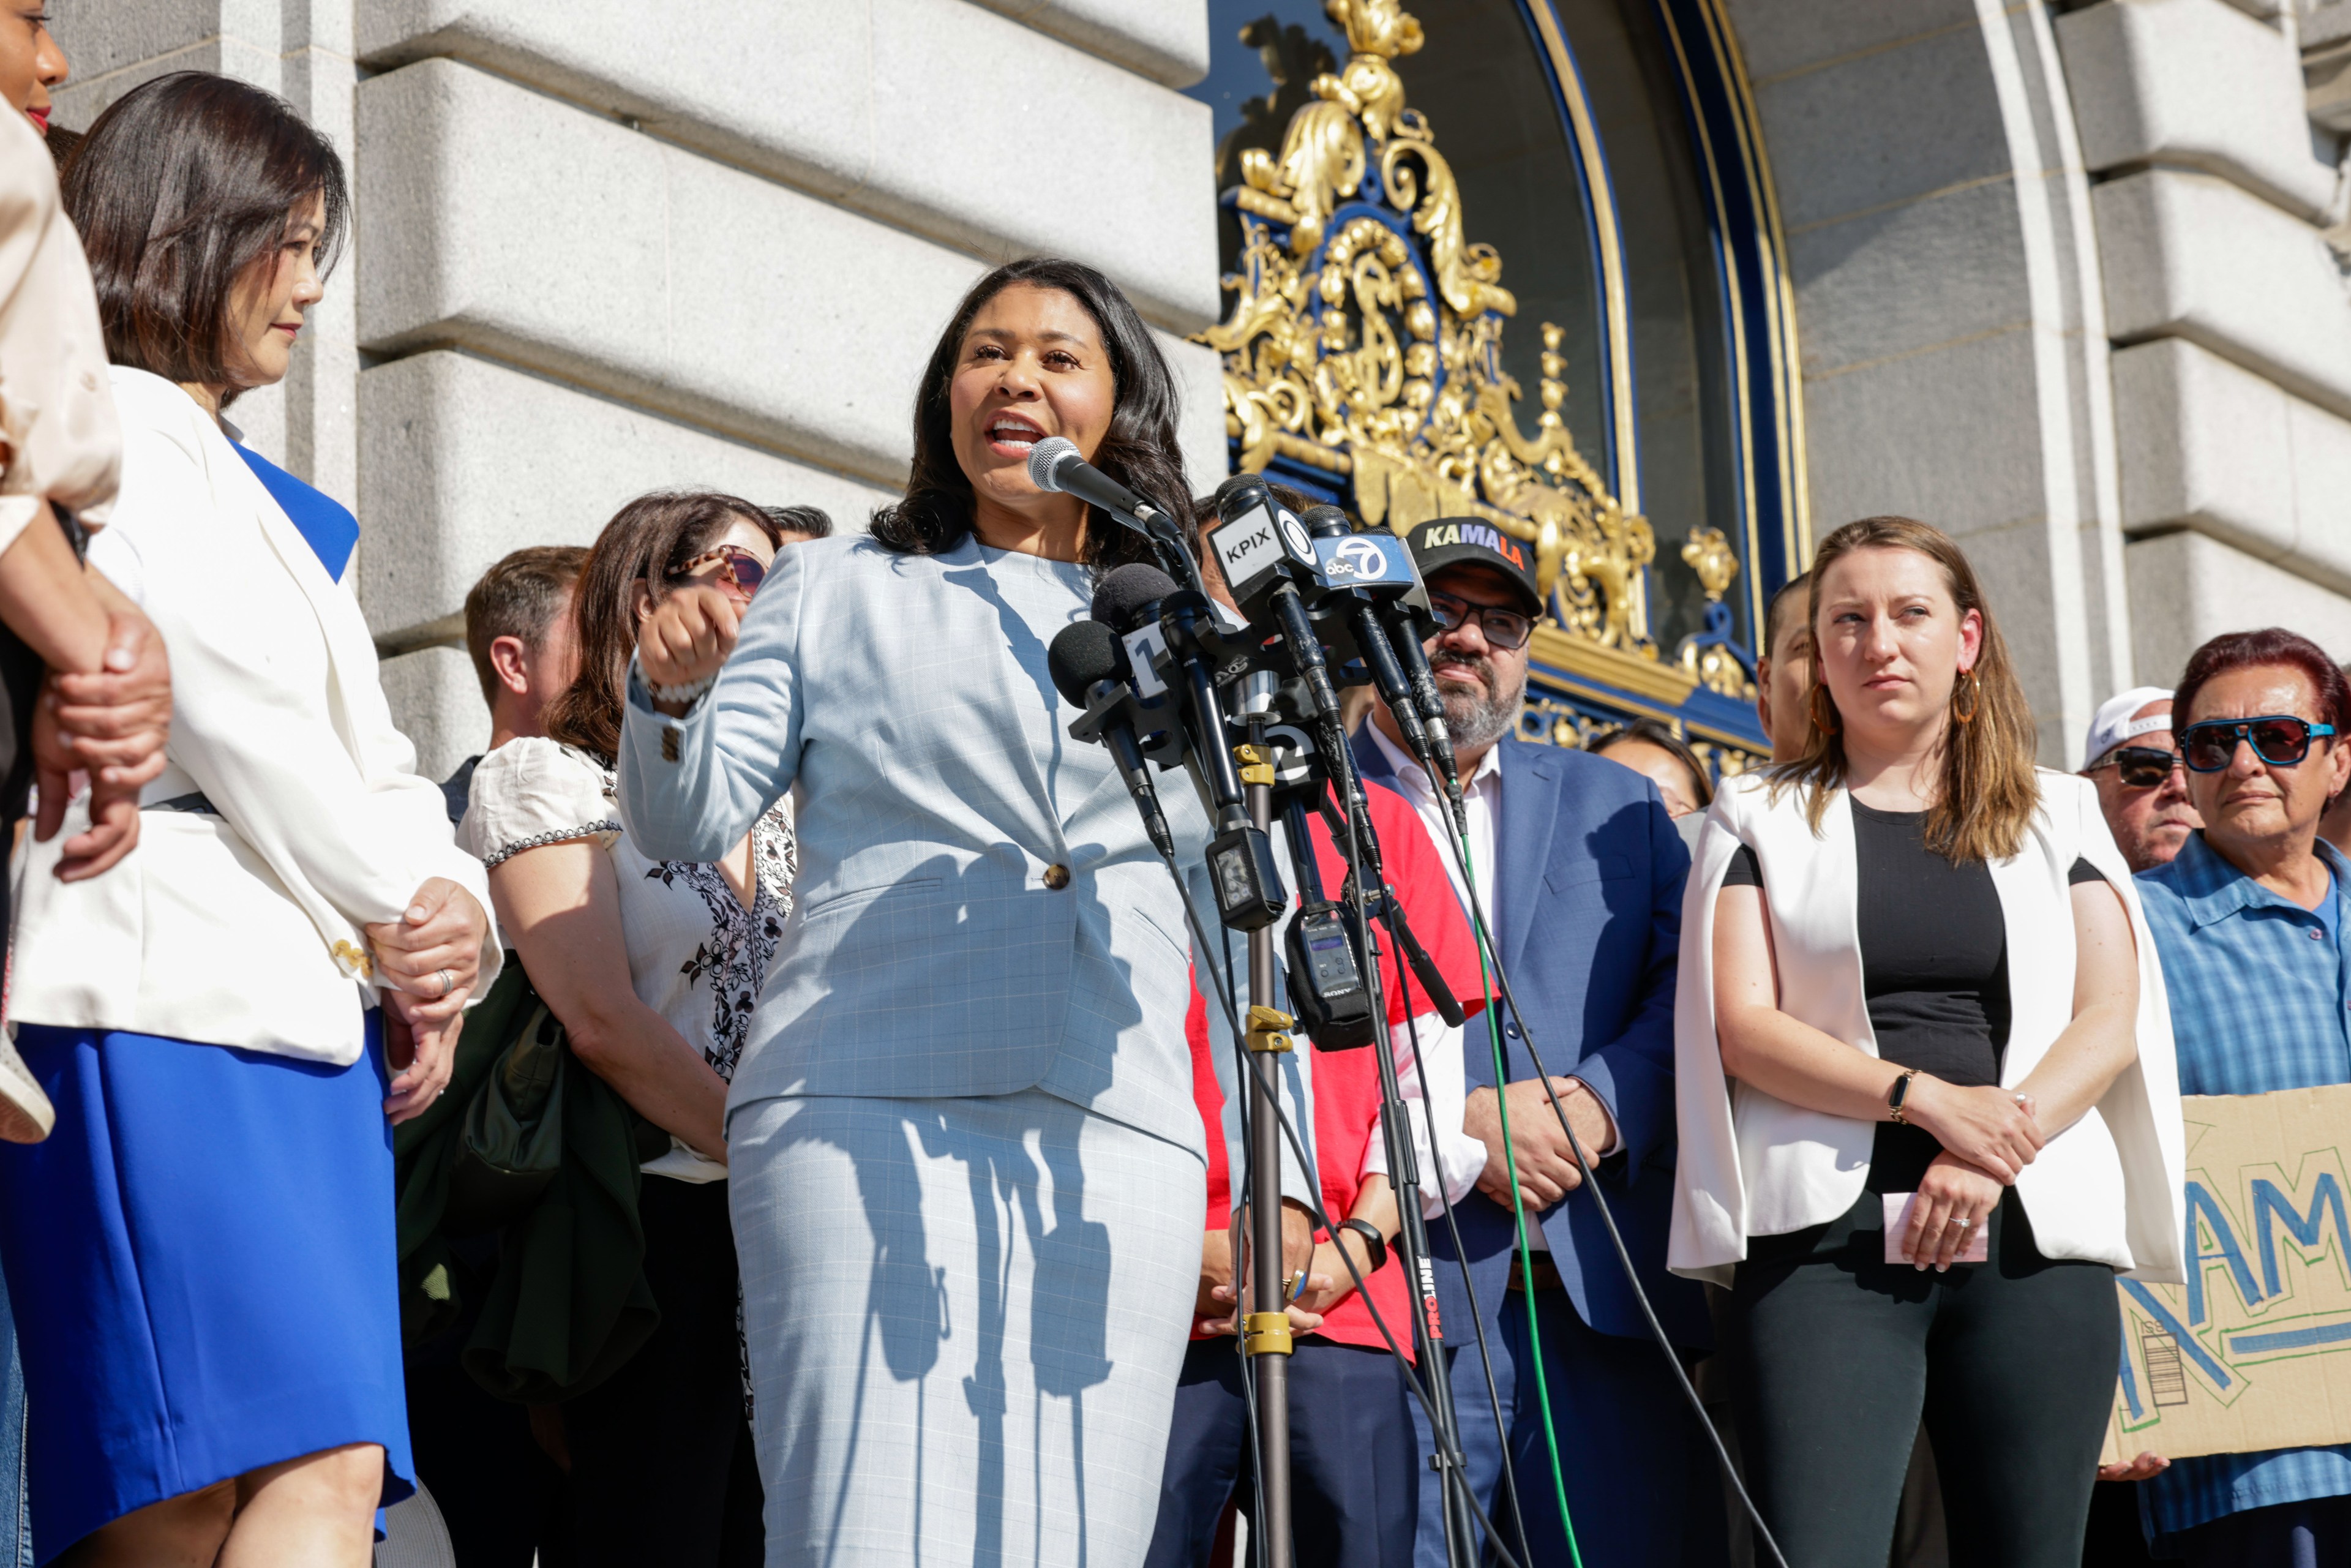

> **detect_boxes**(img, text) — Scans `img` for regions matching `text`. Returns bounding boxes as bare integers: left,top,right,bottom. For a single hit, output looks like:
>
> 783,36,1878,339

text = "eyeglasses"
2090,745,2183,789
2178,715,2338,773
672,544,769,596
1427,590,1534,651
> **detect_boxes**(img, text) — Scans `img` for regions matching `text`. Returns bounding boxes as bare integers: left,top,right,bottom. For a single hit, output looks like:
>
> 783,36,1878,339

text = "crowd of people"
0,17,2347,1568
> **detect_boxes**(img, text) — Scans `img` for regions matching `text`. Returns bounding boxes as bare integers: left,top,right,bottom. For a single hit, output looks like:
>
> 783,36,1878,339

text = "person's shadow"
779,557,1150,1566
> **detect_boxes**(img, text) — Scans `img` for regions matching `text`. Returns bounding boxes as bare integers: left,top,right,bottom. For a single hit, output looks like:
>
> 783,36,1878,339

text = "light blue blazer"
617,533,1313,1195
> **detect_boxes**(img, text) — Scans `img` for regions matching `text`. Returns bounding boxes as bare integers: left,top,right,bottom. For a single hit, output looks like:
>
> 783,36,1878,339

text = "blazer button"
1043,863,1071,890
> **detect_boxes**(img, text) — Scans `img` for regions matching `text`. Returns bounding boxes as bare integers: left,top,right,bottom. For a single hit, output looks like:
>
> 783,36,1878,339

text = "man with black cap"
1353,517,1722,1568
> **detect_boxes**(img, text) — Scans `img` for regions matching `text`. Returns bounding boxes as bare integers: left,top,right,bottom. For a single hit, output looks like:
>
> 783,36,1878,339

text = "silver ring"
433,968,454,1000
1954,1217,1973,1229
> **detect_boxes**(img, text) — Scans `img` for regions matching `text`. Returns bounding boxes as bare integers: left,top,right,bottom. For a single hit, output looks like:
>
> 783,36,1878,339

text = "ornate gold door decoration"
1198,0,1660,659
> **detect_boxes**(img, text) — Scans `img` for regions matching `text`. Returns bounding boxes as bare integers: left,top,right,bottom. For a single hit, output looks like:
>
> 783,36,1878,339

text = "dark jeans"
1411,1277,1726,1568
2177,1495,2351,1567
562,1176,763,1568
1146,1337,1419,1568
1728,1142,2118,1568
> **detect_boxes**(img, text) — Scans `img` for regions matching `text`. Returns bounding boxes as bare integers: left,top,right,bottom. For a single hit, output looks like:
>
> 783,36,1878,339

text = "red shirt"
1188,777,1484,1358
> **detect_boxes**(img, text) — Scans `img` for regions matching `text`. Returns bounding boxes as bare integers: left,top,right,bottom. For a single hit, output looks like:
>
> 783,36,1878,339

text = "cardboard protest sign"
2104,1083,2351,1464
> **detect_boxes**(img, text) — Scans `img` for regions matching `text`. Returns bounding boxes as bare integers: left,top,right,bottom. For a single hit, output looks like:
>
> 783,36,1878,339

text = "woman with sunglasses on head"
1670,515,2185,1568
458,490,793,1566
0,74,498,1567
2132,630,2351,1566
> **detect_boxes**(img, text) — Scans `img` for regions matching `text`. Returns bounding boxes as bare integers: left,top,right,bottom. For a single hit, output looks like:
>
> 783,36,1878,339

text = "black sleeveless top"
1722,802,2105,1089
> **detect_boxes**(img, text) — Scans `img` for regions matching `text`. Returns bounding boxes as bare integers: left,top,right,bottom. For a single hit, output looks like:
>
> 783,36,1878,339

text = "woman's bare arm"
1712,882,2044,1182
489,838,729,1161
2012,880,2140,1134
0,500,110,674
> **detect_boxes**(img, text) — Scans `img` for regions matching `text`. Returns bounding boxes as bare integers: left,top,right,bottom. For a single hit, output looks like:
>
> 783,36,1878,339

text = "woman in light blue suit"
617,258,1314,1566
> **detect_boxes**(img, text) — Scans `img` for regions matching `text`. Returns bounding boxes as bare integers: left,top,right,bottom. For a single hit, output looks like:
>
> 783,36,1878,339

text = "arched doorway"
1186,0,1807,767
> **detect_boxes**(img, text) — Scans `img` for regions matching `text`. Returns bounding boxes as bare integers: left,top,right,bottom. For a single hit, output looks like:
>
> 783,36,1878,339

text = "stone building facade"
44,0,2351,775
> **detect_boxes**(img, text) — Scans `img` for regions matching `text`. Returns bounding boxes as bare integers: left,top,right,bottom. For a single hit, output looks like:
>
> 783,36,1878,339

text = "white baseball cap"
2082,686,2176,771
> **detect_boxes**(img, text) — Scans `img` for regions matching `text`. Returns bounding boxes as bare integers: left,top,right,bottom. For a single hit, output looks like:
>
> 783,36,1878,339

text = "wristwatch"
1888,1068,1921,1126
1337,1218,1389,1274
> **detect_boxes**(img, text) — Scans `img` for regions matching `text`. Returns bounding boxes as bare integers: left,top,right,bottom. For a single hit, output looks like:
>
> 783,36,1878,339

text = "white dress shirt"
1362,721,1511,1221
1364,719,1619,1235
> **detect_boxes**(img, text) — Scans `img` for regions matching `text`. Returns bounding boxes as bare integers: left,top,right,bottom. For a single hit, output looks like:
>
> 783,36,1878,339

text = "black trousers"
561,1175,763,1568
1726,1137,2118,1568
1144,1336,1419,1568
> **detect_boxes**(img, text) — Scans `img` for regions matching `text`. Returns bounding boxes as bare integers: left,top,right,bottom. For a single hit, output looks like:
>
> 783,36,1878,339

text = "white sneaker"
0,1032,53,1143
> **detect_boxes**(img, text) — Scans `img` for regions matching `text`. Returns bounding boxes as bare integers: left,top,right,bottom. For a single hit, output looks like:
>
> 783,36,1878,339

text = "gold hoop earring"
1952,669,1981,726
1808,685,1840,736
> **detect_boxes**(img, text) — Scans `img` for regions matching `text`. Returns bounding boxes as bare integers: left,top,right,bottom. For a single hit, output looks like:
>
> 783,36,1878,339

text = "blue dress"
0,451,410,1564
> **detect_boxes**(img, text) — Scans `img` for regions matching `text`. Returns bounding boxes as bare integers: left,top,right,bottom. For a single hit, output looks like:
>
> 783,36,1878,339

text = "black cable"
1172,873,1277,1568
1320,738,1534,1562
1388,936,1535,1560
1171,853,1531,1568
1421,775,1793,1568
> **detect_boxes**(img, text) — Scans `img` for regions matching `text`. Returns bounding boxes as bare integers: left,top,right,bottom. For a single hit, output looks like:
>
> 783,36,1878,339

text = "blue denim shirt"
2135,831,2351,1544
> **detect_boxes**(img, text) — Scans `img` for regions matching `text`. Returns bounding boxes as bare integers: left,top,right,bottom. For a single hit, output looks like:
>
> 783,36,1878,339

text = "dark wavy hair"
2173,628,2351,738
870,257,1194,571
64,72,349,408
544,491,781,763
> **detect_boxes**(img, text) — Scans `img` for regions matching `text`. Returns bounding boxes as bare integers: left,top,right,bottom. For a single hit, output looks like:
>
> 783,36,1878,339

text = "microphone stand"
1316,754,1484,1568
1235,703,1296,1568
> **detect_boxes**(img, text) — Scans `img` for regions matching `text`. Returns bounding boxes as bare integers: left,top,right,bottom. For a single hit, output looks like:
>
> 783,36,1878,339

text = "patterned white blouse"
459,736,793,1182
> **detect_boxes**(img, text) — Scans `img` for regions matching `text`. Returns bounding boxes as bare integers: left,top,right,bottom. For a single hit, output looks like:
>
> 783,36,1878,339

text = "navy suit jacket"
1354,730,1711,1350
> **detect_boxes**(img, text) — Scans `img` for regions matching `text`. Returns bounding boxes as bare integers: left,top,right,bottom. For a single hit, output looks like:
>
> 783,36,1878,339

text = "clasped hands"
1194,1200,1347,1337
367,878,492,1125
31,608,170,880
1887,1076,2045,1271
1465,1076,1615,1212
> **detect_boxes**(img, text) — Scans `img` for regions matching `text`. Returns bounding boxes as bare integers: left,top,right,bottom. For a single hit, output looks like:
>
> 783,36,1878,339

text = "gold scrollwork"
1199,0,1657,657
1676,526,1753,699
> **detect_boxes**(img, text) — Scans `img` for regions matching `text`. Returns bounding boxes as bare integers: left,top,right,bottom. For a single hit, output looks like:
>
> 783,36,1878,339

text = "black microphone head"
1091,563,1179,632
1300,503,1354,539
1027,435,1082,495
1210,472,1276,525
1046,619,1125,708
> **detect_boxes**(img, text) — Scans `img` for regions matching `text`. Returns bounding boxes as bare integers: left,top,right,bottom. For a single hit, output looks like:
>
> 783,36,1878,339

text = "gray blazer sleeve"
618,540,808,862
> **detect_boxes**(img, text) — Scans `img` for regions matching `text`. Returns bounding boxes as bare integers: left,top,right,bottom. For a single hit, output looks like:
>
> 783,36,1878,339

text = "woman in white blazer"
0,75,495,1568
1671,516,2184,1568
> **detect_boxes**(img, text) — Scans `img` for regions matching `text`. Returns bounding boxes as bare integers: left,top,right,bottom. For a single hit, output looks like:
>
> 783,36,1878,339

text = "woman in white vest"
1671,515,2184,1568
0,75,495,1567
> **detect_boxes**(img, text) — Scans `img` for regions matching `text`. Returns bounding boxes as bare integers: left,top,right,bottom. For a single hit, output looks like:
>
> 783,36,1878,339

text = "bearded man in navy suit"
1352,518,1723,1567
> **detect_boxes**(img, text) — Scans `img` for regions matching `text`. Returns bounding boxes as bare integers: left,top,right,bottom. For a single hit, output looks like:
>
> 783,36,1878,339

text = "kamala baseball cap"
2081,686,2175,771
1402,516,1544,620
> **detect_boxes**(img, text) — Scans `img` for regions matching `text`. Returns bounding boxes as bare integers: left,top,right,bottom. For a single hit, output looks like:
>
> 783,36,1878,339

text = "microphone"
1204,477,1343,726
1048,620,1176,862
1030,437,1180,538
1297,506,1434,767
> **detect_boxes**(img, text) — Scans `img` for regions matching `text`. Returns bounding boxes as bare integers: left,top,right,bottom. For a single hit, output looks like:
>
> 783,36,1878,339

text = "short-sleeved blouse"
459,737,793,1182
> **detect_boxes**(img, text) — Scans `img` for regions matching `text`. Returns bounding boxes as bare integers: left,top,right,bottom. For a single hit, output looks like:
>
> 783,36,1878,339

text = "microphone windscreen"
1047,620,1124,707
1027,435,1081,494
1092,563,1179,632
1300,503,1354,539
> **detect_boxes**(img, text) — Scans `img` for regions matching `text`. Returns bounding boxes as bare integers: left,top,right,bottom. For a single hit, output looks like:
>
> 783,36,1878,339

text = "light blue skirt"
729,1089,1204,1567
0,1021,413,1564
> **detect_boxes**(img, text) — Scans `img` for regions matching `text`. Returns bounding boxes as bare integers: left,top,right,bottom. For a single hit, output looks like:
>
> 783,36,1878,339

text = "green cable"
1451,822,1583,1568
